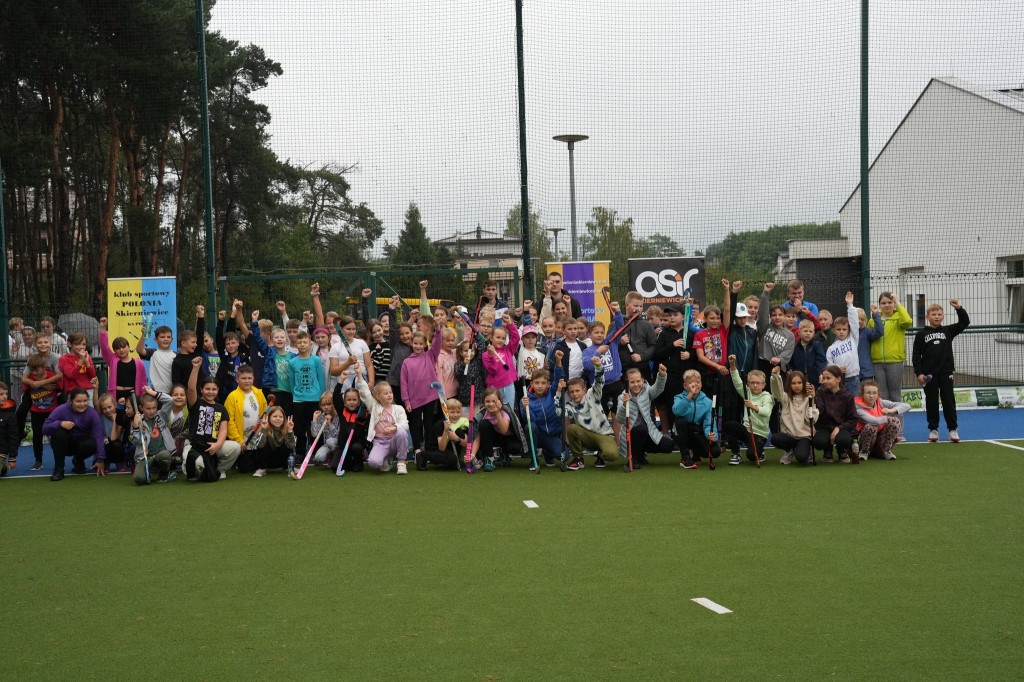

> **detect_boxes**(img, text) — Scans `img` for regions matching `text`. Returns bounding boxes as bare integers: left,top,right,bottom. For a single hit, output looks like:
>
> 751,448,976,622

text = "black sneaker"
30,461,44,471
567,457,583,471
50,469,65,482
680,457,698,470
543,453,556,467
414,450,427,471
758,453,766,463
594,457,606,468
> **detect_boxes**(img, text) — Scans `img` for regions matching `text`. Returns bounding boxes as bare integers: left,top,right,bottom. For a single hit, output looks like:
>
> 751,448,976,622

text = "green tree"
504,202,552,298
580,206,636,290
635,233,685,258
390,202,435,266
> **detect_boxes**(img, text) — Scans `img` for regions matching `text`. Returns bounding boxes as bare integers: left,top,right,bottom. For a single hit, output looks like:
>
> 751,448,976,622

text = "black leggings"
770,432,813,464
474,420,521,459
51,429,97,472
812,428,855,458
103,440,129,466
625,419,675,464
330,441,366,472
723,421,767,458
407,402,436,450
28,411,48,462
673,418,721,459
256,444,291,470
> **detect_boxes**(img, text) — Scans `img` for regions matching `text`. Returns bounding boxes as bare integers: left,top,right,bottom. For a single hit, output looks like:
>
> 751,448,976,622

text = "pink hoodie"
99,330,148,398
482,322,520,389
400,328,444,409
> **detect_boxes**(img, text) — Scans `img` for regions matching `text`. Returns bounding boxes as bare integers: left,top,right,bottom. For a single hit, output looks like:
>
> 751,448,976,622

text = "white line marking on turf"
692,598,732,614
523,500,539,508
987,440,1024,452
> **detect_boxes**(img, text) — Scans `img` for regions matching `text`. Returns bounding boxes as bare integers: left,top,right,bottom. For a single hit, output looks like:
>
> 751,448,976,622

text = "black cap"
662,304,684,314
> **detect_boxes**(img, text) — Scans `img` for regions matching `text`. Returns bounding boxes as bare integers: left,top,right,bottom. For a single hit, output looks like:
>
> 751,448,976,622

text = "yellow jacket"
224,387,268,447
868,304,913,363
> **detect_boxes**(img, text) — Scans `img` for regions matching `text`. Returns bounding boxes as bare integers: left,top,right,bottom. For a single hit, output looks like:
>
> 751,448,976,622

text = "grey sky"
210,0,1023,254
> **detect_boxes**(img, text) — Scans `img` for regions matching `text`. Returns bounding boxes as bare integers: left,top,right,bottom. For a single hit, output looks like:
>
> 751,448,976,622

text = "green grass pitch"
3,441,1022,680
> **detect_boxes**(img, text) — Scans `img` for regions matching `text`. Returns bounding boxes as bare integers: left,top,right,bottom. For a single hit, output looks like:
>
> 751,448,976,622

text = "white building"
839,77,1024,383
432,224,524,302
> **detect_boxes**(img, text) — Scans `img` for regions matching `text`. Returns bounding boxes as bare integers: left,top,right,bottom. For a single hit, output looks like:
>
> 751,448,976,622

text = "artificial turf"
2,442,1022,680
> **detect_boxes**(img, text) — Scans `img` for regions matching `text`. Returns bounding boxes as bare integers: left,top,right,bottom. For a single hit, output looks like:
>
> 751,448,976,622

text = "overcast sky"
209,0,1024,255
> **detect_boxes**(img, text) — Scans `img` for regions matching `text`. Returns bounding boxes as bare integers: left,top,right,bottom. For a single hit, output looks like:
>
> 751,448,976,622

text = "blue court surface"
4,407,1021,480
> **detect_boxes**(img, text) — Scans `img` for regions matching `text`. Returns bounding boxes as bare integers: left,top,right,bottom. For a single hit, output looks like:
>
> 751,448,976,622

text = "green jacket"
730,368,773,438
868,304,913,363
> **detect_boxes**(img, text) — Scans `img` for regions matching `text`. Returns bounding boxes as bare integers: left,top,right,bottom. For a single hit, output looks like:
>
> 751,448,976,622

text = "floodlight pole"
195,0,217,316
515,0,532,293
860,0,870,306
547,227,565,262
553,134,588,261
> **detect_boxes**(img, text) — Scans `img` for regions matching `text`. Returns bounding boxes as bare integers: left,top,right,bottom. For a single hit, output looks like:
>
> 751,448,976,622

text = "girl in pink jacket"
483,313,520,407
400,327,444,458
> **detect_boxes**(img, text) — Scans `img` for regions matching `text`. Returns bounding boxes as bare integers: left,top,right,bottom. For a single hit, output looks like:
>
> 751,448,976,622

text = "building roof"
433,224,520,246
839,77,1024,213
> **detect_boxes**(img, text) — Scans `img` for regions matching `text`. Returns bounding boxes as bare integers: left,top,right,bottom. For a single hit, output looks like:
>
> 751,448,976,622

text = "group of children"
0,273,971,481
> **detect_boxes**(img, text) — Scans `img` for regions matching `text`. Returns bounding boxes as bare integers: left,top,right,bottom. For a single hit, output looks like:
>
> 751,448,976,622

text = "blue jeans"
843,375,860,397
528,423,563,462
496,384,515,408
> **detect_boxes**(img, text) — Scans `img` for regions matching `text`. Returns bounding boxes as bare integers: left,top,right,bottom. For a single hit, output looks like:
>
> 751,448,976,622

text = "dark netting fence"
2,1,1022,386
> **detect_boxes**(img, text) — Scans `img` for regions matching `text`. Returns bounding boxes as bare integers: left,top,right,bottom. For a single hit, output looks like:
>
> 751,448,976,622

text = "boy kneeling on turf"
672,369,719,470
132,392,176,484
519,367,562,467
724,355,773,465
560,356,618,470
615,364,674,470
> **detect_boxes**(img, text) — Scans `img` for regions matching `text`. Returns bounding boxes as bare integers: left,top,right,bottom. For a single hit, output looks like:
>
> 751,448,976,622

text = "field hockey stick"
708,375,718,471
244,394,276,450
605,312,641,347
129,390,150,483
807,385,817,466
559,384,570,472
292,418,329,480
335,429,355,477
430,381,460,471
623,398,633,473
464,385,476,472
456,311,508,370
523,393,540,474
744,385,761,468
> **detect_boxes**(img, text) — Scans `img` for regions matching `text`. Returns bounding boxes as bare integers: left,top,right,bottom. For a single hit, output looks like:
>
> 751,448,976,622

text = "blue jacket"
672,390,716,439
858,312,884,378
519,385,561,438
582,311,625,385
790,339,827,386
248,322,281,389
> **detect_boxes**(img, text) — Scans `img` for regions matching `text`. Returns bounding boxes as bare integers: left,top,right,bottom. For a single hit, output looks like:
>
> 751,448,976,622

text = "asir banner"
627,257,705,310
546,261,611,325
106,277,178,358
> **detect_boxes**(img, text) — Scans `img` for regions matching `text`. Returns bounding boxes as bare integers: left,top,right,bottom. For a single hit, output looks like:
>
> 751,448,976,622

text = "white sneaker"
252,469,267,478
219,471,227,480
779,451,793,465
379,461,391,472
396,461,408,475
928,430,939,442
949,429,960,443
883,450,896,460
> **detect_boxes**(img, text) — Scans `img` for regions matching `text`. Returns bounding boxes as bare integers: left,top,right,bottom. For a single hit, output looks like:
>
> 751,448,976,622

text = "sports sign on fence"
627,257,705,310
546,261,611,325
106,277,178,358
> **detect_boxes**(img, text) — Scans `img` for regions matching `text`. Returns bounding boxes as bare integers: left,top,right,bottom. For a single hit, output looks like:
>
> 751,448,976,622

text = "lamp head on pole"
553,134,588,150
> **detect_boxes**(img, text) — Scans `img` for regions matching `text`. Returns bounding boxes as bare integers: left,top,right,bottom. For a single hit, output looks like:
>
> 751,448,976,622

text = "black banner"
627,257,706,310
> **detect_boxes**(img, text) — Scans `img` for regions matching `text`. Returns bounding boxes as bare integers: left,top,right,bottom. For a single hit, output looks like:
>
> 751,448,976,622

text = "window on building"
1006,258,1024,279
1009,284,1024,325
906,293,926,327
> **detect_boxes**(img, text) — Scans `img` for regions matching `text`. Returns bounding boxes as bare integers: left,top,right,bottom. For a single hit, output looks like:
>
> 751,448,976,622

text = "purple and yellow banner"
106,277,178,358
545,261,611,326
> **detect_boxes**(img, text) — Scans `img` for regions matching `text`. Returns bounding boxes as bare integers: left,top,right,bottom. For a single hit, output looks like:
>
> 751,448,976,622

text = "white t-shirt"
241,390,261,436
517,348,546,381
148,349,177,393
329,338,370,390
567,342,585,380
